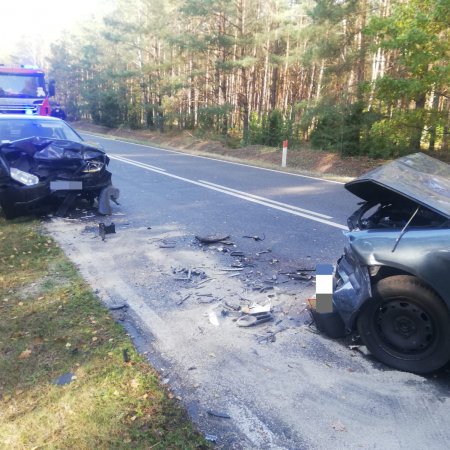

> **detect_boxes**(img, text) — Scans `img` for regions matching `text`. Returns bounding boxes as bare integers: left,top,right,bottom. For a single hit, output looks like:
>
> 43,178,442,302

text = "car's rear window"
0,118,83,143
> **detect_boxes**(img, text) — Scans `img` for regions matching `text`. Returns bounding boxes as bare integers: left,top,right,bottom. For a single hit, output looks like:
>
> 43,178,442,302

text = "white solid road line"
198,180,333,219
110,154,166,172
110,154,348,230
82,132,345,184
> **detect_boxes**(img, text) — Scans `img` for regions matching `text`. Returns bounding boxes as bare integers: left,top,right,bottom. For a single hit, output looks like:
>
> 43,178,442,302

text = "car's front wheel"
357,275,450,374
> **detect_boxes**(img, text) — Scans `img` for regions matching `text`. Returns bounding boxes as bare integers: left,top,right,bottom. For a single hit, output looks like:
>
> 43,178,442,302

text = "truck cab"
0,65,55,115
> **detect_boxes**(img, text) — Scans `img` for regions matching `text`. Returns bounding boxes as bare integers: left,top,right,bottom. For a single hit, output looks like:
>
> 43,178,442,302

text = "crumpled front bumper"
0,169,114,217
333,245,372,331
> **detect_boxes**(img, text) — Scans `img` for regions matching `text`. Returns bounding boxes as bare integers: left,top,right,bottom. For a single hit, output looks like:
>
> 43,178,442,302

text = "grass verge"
0,216,209,449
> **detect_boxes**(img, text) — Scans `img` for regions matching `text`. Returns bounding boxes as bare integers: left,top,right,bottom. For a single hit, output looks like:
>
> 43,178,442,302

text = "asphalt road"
82,132,359,264
46,133,450,450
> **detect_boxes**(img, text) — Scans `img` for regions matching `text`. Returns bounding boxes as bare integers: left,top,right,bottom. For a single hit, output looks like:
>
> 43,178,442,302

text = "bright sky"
0,0,114,65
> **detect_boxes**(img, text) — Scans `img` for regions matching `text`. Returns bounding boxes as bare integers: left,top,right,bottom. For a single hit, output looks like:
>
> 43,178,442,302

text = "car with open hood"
0,115,118,218
319,153,450,374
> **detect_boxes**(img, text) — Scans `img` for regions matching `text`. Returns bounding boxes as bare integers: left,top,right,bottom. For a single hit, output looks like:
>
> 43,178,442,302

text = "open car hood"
345,153,450,220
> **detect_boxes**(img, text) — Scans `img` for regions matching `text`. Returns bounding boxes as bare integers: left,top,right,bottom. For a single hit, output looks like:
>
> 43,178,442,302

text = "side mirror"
48,80,56,97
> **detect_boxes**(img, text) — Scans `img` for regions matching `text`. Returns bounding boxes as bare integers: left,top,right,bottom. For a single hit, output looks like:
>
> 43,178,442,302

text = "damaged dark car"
0,115,118,218
321,153,450,374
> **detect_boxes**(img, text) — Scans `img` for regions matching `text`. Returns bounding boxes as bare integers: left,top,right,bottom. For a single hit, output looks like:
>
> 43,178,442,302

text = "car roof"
0,114,63,122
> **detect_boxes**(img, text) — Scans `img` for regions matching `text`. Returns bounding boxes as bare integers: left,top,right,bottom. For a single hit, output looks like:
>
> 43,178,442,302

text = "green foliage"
45,0,449,158
198,104,233,133
360,116,411,159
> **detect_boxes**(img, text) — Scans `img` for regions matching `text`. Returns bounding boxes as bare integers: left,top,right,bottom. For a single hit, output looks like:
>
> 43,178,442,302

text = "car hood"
345,153,450,220
0,136,106,159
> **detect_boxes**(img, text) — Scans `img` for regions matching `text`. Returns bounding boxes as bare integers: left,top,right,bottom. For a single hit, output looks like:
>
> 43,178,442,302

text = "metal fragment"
207,410,231,419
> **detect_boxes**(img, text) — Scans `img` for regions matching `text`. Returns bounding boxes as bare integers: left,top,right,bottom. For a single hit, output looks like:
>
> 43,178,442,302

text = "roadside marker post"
281,140,288,168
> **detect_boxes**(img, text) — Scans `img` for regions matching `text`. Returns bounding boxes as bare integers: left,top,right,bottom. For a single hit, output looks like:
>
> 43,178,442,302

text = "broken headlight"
82,159,104,173
10,168,39,186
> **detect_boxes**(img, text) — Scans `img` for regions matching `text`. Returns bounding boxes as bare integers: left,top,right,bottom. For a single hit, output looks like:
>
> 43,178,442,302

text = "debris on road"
217,267,244,272
243,234,265,241
241,303,271,314
236,312,273,327
195,234,230,244
208,311,220,326
159,240,177,248
207,410,231,419
288,272,314,282
99,222,115,241
53,372,76,386
257,326,289,343
177,294,191,306
196,278,213,287
205,434,218,443
331,420,347,432
108,301,127,310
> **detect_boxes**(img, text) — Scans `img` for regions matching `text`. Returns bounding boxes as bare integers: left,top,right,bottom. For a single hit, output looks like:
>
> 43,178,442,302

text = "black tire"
0,201,22,219
357,275,450,374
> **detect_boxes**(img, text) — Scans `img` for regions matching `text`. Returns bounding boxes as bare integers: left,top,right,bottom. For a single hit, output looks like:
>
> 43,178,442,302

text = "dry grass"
0,217,209,449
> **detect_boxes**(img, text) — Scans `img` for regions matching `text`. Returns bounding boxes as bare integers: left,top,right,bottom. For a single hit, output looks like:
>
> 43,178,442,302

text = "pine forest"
47,0,450,158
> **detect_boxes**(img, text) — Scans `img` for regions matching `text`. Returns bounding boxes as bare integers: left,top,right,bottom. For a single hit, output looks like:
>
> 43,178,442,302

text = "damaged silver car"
320,153,450,374
0,115,119,218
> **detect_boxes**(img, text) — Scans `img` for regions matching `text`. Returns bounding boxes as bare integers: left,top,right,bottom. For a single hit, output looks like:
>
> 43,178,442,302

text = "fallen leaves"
18,349,32,359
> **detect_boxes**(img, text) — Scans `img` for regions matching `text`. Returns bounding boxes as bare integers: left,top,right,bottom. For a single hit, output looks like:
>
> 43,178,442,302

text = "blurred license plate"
50,181,82,191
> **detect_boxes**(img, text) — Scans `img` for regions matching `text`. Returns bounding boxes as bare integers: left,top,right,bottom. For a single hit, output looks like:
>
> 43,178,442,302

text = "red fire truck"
0,65,55,115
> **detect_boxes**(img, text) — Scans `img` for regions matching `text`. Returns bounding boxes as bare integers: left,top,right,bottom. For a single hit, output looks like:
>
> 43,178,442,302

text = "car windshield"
0,118,83,143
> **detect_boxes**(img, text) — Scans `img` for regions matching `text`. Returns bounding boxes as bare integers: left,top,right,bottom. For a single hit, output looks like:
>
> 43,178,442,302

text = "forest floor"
72,121,386,181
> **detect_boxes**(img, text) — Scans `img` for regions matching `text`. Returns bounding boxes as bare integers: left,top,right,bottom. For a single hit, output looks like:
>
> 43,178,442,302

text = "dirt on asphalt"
45,204,450,450
41,123,450,448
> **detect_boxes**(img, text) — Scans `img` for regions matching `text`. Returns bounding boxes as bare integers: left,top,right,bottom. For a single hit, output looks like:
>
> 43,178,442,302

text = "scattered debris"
230,251,245,257
159,240,176,248
224,301,241,311
99,222,116,241
196,278,213,287
256,249,272,256
228,273,241,278
259,286,274,293
331,420,347,432
174,268,192,281
241,303,271,314
205,434,218,443
257,326,289,343
208,311,220,326
123,348,130,363
217,267,244,272
243,234,265,241
195,234,230,244
288,272,314,282
207,410,231,419
108,302,127,310
53,372,76,386
236,312,273,327
177,294,191,305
